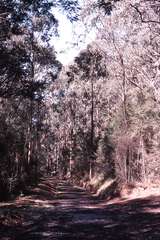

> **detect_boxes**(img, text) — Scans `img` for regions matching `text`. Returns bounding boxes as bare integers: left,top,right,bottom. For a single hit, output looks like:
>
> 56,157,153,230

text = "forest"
0,0,160,239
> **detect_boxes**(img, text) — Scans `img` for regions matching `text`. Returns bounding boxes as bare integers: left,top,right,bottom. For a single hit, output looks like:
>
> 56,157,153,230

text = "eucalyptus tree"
74,45,108,178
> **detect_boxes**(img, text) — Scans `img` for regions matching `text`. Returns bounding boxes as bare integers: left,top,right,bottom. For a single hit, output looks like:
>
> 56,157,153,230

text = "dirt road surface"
0,178,160,240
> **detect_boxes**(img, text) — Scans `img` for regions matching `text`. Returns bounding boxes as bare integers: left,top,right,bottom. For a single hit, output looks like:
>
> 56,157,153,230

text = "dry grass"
121,182,160,200
88,176,160,203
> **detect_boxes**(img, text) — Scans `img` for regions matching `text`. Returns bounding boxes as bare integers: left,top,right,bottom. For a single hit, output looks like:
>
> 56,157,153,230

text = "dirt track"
0,178,160,240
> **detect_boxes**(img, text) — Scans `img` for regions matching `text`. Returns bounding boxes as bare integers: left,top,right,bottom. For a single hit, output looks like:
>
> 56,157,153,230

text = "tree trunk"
89,71,94,180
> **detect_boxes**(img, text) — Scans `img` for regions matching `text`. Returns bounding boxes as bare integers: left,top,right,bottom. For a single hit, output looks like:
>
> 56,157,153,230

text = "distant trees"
50,45,111,181
74,46,108,179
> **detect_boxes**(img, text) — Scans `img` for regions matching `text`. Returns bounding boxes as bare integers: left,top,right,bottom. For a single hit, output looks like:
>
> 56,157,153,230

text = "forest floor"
0,177,160,240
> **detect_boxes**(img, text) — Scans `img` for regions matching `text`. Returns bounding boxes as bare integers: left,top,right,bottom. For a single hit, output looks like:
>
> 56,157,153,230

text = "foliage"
0,0,79,200
49,0,160,187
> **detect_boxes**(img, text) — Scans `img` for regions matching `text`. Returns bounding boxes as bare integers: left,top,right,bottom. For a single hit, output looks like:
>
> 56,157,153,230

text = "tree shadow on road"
0,180,160,240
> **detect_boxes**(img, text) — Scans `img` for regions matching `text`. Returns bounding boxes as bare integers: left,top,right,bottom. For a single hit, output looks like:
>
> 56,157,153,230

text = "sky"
52,9,96,65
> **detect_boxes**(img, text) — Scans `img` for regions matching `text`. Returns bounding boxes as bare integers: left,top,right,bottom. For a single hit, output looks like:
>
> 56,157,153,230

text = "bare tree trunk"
89,71,94,180
140,136,146,183
111,31,128,128
68,130,73,177
27,101,33,166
